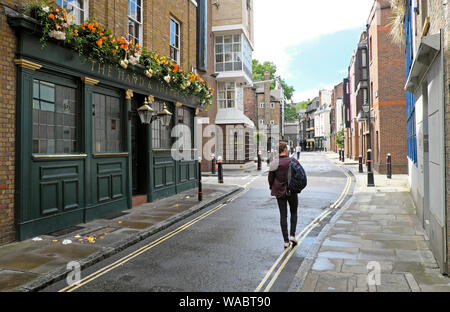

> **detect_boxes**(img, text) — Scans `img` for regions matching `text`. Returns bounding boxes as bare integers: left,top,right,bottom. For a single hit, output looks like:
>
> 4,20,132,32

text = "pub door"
131,96,148,196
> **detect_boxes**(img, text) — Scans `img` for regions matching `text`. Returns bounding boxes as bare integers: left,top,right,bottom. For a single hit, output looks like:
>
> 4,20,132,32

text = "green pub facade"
8,13,200,241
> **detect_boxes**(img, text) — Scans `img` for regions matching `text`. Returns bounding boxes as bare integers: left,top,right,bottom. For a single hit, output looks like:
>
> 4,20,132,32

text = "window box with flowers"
6,2,208,240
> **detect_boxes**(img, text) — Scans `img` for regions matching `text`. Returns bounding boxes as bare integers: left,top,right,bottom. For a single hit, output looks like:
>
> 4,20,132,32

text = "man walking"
268,142,299,249
296,143,301,160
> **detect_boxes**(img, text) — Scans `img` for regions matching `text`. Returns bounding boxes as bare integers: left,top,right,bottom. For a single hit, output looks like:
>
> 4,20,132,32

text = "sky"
253,0,375,103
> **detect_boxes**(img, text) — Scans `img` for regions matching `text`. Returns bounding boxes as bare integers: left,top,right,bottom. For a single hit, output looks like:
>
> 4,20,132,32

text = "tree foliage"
252,59,295,101
284,103,298,121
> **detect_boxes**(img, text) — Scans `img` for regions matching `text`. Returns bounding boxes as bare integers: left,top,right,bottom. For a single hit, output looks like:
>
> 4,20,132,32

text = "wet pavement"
295,152,450,292
0,183,241,291
40,152,350,292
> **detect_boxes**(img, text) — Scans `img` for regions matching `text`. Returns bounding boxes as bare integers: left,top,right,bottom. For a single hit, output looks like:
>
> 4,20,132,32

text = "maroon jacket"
268,155,298,198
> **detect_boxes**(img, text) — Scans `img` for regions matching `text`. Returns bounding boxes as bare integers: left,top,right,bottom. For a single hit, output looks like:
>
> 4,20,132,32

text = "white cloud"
253,0,374,79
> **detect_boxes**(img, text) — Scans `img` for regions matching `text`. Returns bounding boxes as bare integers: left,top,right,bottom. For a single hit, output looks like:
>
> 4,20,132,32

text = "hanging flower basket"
20,1,214,109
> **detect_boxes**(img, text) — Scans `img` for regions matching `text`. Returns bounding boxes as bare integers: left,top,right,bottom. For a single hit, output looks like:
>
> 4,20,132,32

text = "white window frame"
259,119,264,125
217,82,236,109
270,120,275,126
128,0,143,46
260,102,264,108
215,34,242,72
56,0,89,24
170,17,181,64
270,102,275,109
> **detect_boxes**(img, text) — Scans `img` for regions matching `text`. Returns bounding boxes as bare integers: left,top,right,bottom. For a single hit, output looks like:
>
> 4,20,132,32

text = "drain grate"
102,212,129,220
48,225,85,237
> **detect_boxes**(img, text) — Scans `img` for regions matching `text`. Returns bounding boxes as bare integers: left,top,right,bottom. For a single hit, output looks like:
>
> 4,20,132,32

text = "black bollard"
359,155,364,173
198,158,202,201
342,149,345,162
257,151,262,171
339,150,342,161
217,156,224,184
367,149,375,187
387,153,392,179
211,154,216,175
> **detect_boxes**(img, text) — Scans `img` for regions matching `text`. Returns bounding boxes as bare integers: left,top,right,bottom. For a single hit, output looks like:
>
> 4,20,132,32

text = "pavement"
293,151,450,292
0,183,242,292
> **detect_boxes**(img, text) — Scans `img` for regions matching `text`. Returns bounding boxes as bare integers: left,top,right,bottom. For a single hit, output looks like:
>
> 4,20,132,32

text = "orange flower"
96,39,103,47
48,13,55,20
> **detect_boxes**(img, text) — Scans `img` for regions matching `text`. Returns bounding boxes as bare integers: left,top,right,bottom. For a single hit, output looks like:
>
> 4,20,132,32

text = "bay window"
215,33,252,77
217,82,235,109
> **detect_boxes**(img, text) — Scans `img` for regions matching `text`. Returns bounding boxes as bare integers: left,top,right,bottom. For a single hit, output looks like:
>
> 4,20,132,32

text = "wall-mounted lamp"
157,103,173,127
132,96,173,126
212,0,220,8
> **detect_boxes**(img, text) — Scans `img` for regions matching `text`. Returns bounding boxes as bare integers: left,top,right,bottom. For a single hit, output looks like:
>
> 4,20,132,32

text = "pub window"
93,93,122,153
152,101,172,148
170,18,181,64
56,0,88,24
33,79,78,154
177,107,193,149
128,0,143,46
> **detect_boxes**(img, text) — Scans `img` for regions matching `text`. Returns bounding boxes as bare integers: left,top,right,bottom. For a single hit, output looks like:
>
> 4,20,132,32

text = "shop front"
9,14,200,240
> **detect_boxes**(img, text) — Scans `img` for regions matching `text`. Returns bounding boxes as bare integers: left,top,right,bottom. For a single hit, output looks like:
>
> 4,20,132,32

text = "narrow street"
42,152,352,292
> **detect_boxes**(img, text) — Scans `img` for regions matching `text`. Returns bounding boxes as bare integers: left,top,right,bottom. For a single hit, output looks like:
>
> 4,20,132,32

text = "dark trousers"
297,152,300,159
276,193,298,242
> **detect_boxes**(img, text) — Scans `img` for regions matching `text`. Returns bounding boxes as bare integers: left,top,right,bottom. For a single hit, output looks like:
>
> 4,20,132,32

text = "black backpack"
286,158,307,195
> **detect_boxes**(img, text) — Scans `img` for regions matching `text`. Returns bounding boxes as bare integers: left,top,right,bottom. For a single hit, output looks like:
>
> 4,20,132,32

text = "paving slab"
295,153,450,292
0,270,39,292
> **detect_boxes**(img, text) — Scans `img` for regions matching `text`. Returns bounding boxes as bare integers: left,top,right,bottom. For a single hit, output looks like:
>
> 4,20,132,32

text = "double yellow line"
254,167,352,292
60,189,250,292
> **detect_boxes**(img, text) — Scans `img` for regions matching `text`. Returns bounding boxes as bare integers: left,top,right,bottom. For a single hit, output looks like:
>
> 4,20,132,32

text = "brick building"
198,0,255,169
0,0,203,243
366,0,407,174
344,1,406,174
331,82,344,153
254,74,285,154
305,97,319,151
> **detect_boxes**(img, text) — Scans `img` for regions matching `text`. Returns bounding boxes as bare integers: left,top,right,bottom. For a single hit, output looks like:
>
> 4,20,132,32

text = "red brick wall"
369,3,407,174
0,1,19,244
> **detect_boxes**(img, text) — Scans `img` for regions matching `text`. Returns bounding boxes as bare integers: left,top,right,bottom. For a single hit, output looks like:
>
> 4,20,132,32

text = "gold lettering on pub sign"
88,60,190,104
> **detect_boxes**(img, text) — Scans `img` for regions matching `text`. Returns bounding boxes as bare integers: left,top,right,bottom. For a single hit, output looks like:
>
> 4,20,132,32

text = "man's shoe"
284,242,290,249
289,236,297,246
